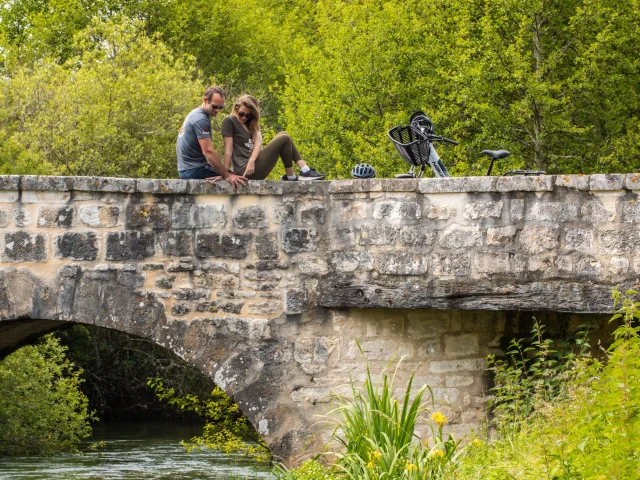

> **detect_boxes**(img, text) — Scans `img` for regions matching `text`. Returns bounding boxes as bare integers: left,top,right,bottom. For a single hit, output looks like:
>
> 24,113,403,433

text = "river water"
0,421,275,480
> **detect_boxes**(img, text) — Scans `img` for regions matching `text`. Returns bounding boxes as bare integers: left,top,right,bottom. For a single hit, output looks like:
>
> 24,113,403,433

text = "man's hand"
244,160,256,177
223,173,247,191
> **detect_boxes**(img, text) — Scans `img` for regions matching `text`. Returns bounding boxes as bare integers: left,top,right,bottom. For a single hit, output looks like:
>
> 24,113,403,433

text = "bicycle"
387,111,545,178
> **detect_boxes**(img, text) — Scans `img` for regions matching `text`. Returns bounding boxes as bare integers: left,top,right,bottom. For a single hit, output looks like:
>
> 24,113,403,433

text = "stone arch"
0,266,313,462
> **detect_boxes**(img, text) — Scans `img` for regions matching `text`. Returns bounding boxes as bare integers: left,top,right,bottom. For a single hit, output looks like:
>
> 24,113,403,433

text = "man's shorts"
178,164,220,180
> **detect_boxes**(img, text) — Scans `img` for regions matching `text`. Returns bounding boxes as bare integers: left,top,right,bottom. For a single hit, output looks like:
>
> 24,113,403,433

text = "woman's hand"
244,159,256,177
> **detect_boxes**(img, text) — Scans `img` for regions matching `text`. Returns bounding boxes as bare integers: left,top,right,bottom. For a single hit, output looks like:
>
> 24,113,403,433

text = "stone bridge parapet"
0,173,638,461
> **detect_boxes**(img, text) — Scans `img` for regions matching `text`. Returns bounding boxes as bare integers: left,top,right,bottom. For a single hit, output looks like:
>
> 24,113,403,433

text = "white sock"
300,165,311,173
287,175,297,180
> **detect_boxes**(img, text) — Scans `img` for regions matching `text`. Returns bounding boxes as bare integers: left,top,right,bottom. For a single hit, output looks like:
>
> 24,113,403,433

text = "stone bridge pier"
0,173,639,462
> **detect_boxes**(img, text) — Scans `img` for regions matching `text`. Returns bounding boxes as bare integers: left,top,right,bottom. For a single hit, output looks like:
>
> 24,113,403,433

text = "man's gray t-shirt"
176,107,213,172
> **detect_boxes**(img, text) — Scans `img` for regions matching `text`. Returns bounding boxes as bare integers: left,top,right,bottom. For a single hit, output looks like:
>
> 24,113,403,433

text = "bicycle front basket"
387,125,431,167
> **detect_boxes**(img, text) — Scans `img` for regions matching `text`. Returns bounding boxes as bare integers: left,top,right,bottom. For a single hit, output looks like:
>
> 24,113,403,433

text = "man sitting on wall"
176,86,247,190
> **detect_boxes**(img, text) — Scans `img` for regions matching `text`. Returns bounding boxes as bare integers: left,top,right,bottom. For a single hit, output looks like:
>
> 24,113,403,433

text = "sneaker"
281,174,298,181
299,168,326,180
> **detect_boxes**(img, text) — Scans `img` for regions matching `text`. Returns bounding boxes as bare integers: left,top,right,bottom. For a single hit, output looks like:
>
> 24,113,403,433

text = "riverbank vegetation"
1,0,639,179
0,335,94,455
276,288,640,479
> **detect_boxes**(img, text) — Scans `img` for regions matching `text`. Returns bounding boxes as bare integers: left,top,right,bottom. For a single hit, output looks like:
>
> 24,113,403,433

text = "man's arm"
198,137,246,190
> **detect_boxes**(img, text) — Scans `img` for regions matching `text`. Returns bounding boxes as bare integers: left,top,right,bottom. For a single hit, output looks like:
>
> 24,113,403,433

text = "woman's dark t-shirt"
221,115,255,173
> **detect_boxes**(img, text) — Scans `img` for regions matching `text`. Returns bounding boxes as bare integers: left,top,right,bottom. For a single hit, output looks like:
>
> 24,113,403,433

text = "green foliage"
455,288,640,479
0,334,95,455
147,378,269,459
487,319,592,430
272,459,337,480
0,17,201,178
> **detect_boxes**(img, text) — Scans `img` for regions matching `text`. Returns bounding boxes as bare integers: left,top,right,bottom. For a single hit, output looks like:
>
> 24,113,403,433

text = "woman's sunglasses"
237,111,253,119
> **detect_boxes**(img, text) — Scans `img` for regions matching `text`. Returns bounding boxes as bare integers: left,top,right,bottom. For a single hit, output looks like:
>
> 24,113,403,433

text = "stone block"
347,339,412,361
417,340,441,357
463,201,503,220
272,203,295,224
160,232,194,256
55,232,99,260
79,206,120,227
329,178,383,193
196,301,218,313
376,252,428,275
105,231,156,261
172,204,227,229
555,174,590,190
37,206,76,228
432,252,471,276
335,201,370,222
609,257,629,275
117,270,145,287
621,200,640,223
285,288,307,314
290,387,331,403
329,226,356,250
0,208,8,228
255,232,278,259
247,301,281,315
430,358,486,373
445,334,480,356
510,199,525,222
399,225,437,246
624,173,640,190
359,224,398,245
194,271,241,290
330,251,374,272
519,225,559,254
173,289,210,300
581,200,616,223
576,258,602,277
135,178,188,194
438,225,482,249
195,232,252,259
366,316,404,337
282,228,316,253
419,177,495,193
232,206,268,229
487,226,517,246
597,230,639,254
14,208,32,227
527,202,578,222
21,191,71,203
445,376,475,388
300,205,327,225
473,252,525,275
172,303,191,316
424,204,456,220
3,231,48,262
297,256,329,276
126,203,170,229
0,176,20,191
373,200,421,221
72,176,136,192
495,175,554,192
0,191,18,203
155,274,176,289
218,301,244,314
589,174,624,191
564,229,593,254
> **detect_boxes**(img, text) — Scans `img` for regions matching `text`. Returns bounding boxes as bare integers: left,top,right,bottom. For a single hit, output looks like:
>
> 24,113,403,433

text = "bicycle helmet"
351,163,376,179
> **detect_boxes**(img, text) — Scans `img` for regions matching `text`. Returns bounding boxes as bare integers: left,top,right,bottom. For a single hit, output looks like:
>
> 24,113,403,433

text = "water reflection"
0,421,274,480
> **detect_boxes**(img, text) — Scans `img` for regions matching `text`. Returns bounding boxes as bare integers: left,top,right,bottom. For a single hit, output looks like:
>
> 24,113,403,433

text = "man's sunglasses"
209,101,224,110
237,111,253,119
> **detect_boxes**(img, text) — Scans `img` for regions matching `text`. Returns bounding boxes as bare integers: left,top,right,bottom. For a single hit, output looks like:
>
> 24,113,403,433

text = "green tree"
0,334,94,456
0,17,202,177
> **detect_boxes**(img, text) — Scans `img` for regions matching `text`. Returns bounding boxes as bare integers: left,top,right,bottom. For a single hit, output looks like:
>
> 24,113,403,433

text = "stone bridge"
1,173,639,462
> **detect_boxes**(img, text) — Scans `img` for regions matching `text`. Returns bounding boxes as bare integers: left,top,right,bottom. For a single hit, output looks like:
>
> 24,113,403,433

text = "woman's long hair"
232,95,261,139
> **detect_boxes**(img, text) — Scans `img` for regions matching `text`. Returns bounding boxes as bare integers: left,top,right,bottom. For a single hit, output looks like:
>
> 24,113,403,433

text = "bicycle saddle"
481,149,510,159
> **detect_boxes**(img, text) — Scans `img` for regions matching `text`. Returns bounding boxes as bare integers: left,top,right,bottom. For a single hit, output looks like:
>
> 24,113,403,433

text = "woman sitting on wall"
221,95,326,181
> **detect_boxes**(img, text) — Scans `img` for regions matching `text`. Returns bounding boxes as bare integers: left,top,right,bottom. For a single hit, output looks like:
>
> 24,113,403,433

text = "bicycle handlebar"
426,134,458,146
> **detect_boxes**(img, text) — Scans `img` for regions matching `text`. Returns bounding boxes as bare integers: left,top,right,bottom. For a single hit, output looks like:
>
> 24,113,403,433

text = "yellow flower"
472,438,482,447
429,450,445,459
372,451,382,459
431,411,448,425
367,461,374,469
406,463,418,472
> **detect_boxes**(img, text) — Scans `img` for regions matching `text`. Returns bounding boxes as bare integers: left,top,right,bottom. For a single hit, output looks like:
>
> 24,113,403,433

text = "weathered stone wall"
0,173,638,462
